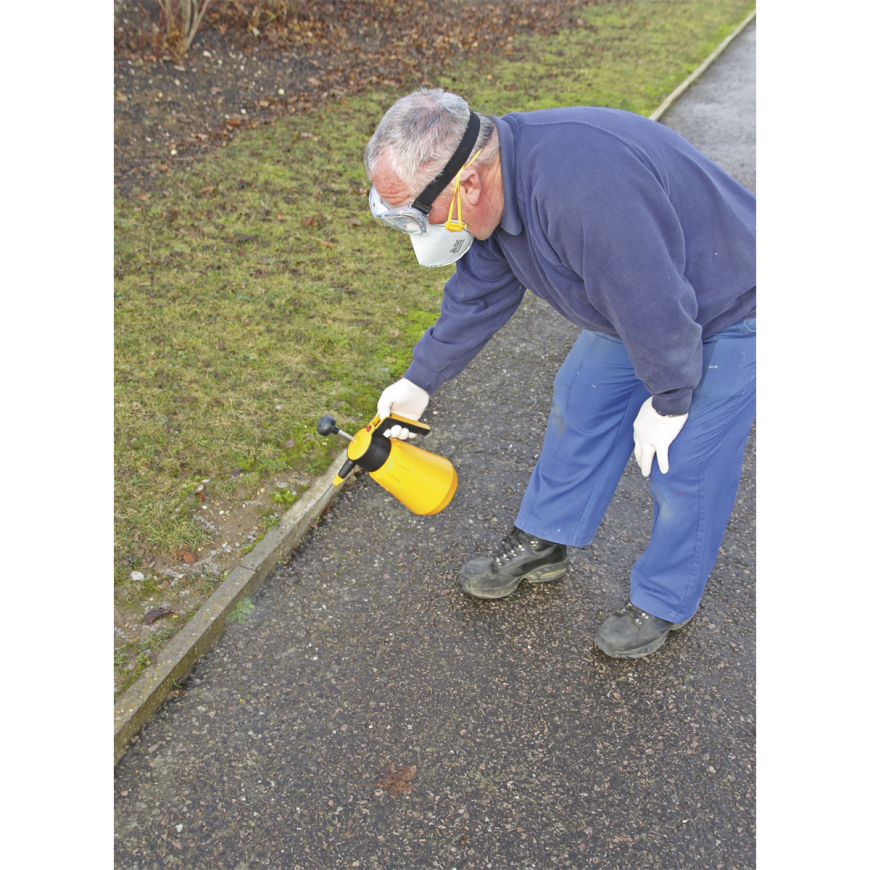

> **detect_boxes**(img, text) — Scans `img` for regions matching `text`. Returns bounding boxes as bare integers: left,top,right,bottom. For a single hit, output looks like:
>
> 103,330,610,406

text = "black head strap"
411,112,481,215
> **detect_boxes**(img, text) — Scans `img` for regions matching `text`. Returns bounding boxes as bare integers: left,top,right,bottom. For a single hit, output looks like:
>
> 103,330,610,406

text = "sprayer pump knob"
317,414,338,437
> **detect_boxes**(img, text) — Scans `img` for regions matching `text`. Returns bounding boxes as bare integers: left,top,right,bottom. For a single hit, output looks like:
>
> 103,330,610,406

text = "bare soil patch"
114,0,594,198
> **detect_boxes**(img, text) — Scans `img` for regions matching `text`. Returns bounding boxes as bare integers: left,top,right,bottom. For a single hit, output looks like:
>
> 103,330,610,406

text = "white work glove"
633,397,688,477
376,377,430,439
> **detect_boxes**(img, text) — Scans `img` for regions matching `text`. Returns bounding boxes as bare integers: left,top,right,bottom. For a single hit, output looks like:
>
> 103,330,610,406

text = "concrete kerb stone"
112,9,757,765
114,453,354,764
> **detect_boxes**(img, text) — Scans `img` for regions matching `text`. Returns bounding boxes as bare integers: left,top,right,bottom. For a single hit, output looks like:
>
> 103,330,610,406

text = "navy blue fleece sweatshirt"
403,107,756,415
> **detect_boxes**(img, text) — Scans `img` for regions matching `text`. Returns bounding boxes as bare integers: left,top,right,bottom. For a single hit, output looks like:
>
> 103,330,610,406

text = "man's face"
371,164,465,233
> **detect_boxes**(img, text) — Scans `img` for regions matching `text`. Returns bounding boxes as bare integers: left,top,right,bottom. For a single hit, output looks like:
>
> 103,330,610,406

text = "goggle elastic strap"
411,111,481,215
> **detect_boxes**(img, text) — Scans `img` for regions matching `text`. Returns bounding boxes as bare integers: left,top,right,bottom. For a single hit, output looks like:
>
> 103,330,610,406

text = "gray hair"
364,88,499,194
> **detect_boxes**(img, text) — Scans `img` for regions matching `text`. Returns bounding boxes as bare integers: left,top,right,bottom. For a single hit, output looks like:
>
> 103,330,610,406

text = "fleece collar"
495,116,522,236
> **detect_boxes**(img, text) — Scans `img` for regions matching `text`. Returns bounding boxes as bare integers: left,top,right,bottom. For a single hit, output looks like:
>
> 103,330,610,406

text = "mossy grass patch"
453,1,754,115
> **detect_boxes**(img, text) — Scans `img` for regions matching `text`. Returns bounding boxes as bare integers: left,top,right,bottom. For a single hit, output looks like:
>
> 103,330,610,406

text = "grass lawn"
115,0,755,687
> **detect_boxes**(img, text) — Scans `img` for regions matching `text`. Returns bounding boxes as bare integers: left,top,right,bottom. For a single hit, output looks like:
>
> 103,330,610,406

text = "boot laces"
622,601,651,625
492,528,528,567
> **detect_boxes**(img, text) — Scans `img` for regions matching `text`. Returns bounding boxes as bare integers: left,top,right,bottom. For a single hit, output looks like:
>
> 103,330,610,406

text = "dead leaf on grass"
376,762,417,798
144,607,175,625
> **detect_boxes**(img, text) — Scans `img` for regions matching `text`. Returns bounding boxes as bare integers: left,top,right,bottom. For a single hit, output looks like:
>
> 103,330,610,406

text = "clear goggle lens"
368,187,428,235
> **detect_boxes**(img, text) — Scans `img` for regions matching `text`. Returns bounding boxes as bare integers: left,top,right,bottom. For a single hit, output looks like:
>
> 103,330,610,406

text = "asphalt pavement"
114,17,757,870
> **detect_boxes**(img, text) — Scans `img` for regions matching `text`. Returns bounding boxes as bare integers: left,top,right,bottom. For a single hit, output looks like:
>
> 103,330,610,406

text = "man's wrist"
652,404,689,418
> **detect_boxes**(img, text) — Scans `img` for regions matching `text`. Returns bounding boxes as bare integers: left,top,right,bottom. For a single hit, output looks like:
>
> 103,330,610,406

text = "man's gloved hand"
633,397,688,477
376,377,430,439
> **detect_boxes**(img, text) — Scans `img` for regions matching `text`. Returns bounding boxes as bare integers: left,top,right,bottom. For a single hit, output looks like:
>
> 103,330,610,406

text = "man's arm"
376,239,525,436
403,239,527,395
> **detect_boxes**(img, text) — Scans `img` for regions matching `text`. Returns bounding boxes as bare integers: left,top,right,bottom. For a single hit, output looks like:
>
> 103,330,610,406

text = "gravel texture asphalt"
114,19,756,870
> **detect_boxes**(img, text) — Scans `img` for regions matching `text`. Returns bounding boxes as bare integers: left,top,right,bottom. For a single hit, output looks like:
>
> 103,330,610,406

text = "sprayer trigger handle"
376,414,431,438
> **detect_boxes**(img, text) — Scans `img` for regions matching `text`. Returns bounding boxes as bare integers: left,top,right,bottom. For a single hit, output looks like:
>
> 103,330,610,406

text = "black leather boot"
595,600,692,658
459,527,568,599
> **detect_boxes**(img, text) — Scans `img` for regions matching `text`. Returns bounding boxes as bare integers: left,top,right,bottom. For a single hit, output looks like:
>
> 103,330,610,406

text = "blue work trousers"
515,318,756,623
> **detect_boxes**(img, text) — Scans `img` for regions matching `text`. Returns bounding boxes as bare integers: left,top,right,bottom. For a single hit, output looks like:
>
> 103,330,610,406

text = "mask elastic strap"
444,149,482,232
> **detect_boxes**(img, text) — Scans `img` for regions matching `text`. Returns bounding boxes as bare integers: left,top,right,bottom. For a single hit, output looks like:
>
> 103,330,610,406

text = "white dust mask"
409,222,475,267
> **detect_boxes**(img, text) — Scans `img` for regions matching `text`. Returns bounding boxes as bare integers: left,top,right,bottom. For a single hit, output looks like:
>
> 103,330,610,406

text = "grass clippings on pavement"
114,0,755,697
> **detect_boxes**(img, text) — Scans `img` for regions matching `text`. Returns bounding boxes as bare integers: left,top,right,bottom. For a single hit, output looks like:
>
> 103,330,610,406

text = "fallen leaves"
144,607,175,625
115,1,592,199
376,762,417,798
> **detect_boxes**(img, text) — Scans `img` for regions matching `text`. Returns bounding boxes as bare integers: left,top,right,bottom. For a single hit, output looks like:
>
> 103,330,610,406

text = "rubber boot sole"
459,560,569,600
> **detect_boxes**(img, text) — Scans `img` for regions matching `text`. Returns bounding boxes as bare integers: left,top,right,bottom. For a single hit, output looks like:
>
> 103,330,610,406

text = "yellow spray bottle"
317,412,457,515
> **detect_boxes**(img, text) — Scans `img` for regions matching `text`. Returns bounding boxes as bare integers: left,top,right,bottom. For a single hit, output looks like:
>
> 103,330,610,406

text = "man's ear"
459,167,482,205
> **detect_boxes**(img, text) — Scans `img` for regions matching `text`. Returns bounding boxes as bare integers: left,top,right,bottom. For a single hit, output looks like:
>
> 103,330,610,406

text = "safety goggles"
369,111,482,235
368,187,429,235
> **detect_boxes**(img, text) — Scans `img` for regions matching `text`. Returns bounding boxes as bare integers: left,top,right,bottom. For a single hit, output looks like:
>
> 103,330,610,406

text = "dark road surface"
114,20,757,870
